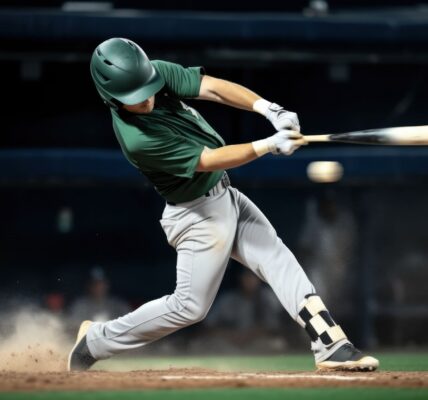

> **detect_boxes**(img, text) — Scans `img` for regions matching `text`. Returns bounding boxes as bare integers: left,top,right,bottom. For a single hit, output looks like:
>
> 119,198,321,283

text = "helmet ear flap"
103,98,122,110
103,100,115,109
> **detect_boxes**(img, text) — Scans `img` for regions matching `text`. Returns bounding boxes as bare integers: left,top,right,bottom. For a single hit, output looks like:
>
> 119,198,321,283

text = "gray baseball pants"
87,183,315,359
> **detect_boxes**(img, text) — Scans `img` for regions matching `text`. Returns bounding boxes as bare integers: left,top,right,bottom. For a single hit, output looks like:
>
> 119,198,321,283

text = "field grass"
95,351,428,372
1,352,427,400
3,388,428,400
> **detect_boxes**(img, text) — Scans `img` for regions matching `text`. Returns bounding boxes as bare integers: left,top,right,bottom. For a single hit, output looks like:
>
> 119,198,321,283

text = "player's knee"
184,303,210,323
167,294,210,324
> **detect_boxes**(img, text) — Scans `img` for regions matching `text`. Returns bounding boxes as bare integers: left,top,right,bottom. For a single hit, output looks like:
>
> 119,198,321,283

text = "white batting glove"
265,103,300,132
253,99,301,132
252,130,306,156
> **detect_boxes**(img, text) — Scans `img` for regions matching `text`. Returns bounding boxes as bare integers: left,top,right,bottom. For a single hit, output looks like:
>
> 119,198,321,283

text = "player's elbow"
197,75,223,102
196,147,218,172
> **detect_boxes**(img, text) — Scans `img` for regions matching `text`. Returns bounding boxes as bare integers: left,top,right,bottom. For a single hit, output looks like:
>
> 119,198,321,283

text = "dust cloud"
0,309,72,372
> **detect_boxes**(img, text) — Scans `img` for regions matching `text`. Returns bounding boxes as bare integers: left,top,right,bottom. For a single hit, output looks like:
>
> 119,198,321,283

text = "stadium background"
0,1,428,399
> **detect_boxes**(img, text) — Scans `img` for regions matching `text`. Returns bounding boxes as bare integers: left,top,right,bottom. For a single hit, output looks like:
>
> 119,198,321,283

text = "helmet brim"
116,71,165,105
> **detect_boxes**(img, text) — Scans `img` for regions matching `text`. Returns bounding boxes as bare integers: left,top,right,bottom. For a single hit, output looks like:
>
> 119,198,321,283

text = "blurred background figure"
44,292,66,316
68,266,131,329
196,269,288,353
298,190,357,318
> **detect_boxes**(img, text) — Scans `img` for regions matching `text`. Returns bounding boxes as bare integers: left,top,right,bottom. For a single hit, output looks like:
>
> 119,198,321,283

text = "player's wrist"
252,98,272,117
252,138,274,156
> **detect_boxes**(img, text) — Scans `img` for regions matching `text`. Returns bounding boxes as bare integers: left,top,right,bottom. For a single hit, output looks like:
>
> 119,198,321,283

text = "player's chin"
137,104,154,114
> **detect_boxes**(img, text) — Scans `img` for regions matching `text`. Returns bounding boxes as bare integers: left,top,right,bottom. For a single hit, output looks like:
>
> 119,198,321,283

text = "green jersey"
111,60,225,203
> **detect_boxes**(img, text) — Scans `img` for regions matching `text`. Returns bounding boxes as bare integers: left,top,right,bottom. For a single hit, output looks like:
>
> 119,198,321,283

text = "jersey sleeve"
152,60,204,99
128,128,204,178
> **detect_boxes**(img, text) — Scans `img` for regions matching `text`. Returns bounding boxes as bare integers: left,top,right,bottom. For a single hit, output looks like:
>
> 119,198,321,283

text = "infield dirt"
0,369,427,391
0,311,427,392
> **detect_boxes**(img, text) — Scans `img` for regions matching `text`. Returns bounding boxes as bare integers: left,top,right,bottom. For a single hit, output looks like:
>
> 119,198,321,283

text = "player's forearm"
196,143,259,172
197,131,306,172
198,76,301,132
198,76,261,112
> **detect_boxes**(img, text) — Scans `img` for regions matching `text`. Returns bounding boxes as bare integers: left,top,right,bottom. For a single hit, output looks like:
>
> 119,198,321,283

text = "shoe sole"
67,320,93,372
316,356,379,372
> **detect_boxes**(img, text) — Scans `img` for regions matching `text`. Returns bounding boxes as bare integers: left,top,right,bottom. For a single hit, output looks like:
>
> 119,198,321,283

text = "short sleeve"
128,129,204,178
152,60,204,99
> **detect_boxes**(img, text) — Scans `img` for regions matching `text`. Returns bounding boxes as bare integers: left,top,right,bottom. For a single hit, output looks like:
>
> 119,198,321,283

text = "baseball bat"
303,126,428,145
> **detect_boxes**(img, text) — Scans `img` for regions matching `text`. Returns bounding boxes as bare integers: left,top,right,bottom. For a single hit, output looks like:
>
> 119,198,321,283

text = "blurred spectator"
298,191,357,316
44,292,65,315
378,249,428,345
68,266,131,328
195,269,287,353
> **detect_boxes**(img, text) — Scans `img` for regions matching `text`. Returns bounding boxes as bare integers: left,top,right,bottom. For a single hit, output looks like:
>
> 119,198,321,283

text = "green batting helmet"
90,38,165,108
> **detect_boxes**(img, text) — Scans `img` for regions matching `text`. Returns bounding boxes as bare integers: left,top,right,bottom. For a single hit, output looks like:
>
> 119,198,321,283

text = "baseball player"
68,38,379,372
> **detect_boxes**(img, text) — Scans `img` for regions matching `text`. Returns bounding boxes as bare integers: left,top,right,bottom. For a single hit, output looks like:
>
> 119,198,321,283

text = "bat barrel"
329,131,387,144
305,126,428,146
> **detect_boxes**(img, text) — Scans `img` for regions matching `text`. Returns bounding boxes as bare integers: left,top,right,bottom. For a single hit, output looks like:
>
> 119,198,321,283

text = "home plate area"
1,369,427,391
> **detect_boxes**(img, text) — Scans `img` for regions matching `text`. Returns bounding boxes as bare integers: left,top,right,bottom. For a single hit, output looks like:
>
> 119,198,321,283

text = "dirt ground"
0,369,427,391
0,310,426,392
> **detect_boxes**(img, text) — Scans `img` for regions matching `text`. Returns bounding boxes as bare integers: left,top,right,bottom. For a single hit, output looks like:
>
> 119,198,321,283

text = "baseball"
306,161,344,183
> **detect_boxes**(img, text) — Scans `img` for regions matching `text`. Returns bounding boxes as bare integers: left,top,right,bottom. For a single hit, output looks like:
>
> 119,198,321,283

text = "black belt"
167,172,231,206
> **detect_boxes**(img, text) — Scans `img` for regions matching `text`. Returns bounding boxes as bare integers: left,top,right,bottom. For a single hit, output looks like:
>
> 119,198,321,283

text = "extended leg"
229,188,378,371
229,187,315,318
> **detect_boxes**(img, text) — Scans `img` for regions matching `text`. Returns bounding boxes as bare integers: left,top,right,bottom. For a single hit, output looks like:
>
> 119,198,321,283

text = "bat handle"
303,134,331,143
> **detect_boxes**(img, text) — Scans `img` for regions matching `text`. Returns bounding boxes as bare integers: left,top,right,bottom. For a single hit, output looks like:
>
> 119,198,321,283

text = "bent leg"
87,191,237,359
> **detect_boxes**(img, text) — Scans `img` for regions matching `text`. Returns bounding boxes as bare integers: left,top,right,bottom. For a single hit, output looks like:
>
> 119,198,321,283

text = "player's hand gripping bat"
303,126,428,145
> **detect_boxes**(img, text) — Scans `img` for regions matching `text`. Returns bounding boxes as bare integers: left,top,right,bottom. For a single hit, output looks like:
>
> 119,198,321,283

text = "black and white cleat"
316,343,379,372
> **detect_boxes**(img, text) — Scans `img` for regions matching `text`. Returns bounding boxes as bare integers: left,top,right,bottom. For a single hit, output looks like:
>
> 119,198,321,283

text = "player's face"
122,96,155,114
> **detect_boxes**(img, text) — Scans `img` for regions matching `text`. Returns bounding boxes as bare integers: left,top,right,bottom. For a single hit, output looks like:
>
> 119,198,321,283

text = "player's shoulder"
111,110,144,148
152,59,199,78
111,109,171,153
152,59,182,72
151,59,168,67
111,109,137,133
112,109,163,135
